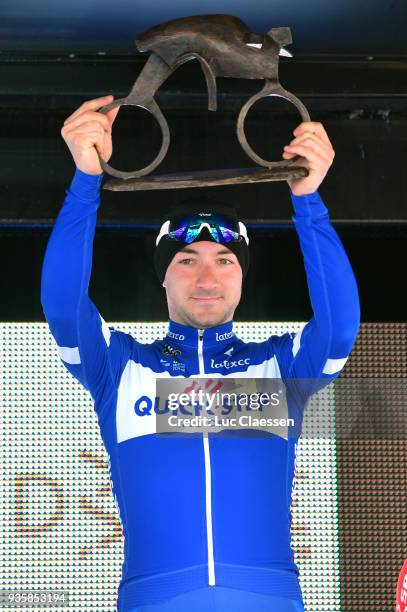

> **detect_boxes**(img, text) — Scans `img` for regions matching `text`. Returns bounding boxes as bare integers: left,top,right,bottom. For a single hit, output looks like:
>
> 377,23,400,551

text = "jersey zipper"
198,328,215,586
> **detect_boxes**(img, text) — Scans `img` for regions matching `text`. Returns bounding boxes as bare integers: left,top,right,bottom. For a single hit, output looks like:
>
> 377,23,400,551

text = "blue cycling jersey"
41,169,360,611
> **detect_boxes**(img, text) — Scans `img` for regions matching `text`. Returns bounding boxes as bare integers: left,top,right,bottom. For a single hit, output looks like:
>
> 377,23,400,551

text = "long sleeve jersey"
41,169,360,611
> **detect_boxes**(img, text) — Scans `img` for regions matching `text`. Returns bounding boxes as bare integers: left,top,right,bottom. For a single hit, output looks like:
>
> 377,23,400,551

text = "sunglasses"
156,212,249,246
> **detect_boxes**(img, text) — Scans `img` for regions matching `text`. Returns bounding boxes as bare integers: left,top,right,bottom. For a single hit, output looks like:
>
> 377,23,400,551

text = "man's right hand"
61,95,120,175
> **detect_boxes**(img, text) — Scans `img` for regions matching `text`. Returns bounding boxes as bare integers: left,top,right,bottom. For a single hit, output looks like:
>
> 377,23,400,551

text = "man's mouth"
191,297,222,301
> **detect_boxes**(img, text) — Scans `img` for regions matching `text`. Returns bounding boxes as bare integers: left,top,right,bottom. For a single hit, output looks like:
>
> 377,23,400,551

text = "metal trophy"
97,14,310,191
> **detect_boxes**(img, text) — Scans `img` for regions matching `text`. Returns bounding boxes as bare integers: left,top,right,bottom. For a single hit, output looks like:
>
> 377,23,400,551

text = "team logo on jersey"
224,347,234,356
161,344,185,372
162,344,182,357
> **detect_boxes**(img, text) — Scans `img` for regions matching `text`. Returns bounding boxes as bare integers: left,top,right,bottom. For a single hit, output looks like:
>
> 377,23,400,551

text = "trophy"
97,14,310,191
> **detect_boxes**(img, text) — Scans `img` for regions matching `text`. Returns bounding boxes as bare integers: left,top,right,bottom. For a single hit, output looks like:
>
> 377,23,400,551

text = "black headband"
154,198,250,285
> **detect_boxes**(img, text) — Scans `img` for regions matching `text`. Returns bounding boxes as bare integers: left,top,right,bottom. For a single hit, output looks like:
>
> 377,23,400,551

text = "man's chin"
188,308,228,329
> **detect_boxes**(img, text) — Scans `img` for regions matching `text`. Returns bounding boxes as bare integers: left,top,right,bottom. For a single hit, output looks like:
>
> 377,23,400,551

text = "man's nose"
196,263,219,286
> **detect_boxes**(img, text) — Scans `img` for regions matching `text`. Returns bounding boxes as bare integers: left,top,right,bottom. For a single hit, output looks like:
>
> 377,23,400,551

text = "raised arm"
40,97,130,417
274,122,360,395
276,189,360,391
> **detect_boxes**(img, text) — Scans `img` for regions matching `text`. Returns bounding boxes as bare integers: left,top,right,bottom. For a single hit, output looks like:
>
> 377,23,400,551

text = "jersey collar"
166,318,235,348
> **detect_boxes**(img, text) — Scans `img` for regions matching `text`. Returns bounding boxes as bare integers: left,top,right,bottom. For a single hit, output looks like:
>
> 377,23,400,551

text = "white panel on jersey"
99,314,111,347
57,345,81,364
116,355,284,444
292,324,305,358
116,360,168,443
322,356,348,374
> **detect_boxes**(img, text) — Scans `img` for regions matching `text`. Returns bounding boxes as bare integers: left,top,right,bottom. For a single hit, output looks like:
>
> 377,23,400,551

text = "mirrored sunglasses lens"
218,226,239,242
185,227,201,243
168,214,239,243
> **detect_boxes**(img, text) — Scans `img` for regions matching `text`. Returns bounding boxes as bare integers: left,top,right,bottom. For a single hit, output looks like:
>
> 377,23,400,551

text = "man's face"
162,240,243,329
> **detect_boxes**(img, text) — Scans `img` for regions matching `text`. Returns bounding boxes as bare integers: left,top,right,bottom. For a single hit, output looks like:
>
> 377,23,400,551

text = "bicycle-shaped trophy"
97,14,310,191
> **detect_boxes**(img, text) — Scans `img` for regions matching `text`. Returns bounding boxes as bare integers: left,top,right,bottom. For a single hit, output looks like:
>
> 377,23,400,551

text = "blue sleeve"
40,168,132,416
273,188,360,398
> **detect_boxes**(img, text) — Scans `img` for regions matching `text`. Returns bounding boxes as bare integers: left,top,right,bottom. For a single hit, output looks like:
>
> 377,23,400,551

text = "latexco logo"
215,331,234,342
167,331,185,341
210,357,250,369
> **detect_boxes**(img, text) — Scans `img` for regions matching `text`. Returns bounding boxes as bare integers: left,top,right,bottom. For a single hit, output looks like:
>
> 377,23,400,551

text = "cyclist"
41,95,360,611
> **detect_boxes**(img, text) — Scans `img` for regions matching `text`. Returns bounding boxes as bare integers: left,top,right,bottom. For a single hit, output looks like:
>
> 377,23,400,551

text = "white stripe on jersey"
99,314,111,347
322,356,348,374
57,345,81,364
292,325,305,358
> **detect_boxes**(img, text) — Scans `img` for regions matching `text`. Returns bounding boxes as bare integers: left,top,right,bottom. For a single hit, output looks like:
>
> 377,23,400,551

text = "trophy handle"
97,96,170,179
236,81,311,168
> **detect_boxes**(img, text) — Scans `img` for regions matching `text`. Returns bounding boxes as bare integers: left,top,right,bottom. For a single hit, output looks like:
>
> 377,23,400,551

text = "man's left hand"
282,121,335,196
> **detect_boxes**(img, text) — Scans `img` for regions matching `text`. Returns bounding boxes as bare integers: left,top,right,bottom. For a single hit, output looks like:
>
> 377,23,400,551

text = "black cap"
154,195,250,285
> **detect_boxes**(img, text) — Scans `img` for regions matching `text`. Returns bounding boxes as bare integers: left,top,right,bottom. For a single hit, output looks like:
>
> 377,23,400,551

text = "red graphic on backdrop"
396,559,407,612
